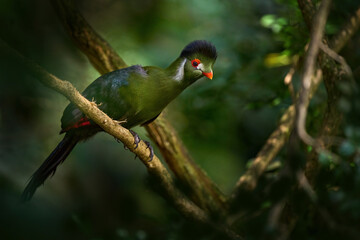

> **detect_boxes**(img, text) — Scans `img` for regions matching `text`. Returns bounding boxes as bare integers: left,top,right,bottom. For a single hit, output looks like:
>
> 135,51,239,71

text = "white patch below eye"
173,58,187,81
197,63,205,71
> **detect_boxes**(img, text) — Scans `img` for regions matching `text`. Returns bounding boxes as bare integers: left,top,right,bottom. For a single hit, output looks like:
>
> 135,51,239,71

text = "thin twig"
320,42,356,89
266,198,286,231
296,170,317,202
296,0,331,146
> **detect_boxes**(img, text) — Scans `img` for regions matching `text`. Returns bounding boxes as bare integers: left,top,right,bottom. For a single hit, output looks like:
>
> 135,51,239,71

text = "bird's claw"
124,130,153,161
144,140,154,161
129,130,141,149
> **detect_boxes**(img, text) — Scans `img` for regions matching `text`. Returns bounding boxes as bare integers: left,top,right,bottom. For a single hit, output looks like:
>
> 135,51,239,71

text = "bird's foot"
144,140,154,162
121,130,153,161
90,98,103,107
129,130,141,149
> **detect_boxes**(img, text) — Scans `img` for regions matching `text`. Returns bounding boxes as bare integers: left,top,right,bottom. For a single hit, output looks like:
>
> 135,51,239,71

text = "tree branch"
297,0,316,29
233,105,295,193
50,0,226,215
0,38,203,219
230,69,322,203
330,7,360,53
231,0,360,204
0,39,246,239
275,1,360,236
145,116,228,215
296,0,331,146
52,0,127,74
297,0,360,184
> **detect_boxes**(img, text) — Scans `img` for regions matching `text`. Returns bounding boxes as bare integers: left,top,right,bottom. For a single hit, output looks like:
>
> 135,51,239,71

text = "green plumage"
22,40,217,201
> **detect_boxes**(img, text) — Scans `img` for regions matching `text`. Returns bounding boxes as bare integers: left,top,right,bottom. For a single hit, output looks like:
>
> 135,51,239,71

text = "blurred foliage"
0,0,359,239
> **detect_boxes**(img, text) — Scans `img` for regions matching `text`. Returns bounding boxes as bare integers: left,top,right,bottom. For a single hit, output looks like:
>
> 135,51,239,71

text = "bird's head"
180,40,217,81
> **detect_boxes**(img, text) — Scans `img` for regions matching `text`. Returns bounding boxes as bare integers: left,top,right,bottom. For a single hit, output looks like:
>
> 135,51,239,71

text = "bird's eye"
191,59,200,68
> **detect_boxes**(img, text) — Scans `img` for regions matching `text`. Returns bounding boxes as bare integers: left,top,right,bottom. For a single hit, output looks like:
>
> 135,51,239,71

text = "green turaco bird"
22,40,217,201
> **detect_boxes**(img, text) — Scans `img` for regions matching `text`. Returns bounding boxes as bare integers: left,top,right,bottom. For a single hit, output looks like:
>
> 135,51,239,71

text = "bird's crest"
180,40,217,60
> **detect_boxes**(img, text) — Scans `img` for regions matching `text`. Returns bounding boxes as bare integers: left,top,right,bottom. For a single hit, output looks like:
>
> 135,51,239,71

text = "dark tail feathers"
21,134,77,202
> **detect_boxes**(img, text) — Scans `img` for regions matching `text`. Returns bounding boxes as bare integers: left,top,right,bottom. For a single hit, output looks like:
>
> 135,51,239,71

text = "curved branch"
2,40,245,240
231,0,360,204
0,38,205,222
296,0,331,146
297,0,360,184
298,1,360,54
51,0,226,215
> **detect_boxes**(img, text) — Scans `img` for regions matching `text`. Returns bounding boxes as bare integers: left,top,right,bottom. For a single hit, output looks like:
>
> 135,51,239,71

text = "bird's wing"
60,66,146,133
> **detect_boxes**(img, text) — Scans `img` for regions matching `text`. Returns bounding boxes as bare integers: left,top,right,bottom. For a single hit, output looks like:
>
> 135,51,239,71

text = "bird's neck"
166,57,187,82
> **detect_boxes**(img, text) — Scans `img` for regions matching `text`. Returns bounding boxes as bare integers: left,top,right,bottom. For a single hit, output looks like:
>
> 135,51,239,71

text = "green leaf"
260,14,277,28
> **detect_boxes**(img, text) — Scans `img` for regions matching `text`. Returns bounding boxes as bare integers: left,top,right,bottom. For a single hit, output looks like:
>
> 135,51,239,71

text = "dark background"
0,0,359,239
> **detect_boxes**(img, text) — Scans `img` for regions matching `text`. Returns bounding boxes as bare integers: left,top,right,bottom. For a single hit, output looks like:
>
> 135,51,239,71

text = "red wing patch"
61,117,91,133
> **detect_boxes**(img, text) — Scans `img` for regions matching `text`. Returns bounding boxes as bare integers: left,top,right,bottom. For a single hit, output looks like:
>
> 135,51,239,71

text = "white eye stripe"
197,63,204,71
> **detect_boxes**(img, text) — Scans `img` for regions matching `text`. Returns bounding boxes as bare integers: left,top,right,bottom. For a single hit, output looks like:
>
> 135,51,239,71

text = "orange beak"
202,70,213,80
